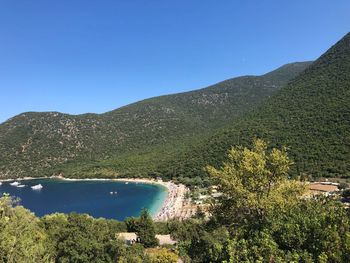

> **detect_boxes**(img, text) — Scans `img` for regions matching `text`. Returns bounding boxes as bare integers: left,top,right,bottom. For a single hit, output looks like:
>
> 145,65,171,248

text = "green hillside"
160,32,350,181
0,62,310,178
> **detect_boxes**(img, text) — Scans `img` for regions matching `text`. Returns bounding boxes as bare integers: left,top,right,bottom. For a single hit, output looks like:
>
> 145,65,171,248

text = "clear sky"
1,1,349,123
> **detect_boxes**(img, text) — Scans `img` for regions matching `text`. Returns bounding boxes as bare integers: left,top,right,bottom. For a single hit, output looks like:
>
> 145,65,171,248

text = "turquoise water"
0,179,167,220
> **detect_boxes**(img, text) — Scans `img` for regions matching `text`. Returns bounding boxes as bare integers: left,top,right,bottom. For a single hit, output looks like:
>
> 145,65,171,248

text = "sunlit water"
0,178,167,220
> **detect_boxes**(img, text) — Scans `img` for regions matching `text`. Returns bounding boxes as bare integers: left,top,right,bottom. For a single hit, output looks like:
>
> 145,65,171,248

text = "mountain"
160,32,350,181
0,62,311,179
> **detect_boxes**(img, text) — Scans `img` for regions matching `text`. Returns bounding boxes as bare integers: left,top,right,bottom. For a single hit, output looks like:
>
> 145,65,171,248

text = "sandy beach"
0,176,190,221
56,177,191,221
153,181,189,221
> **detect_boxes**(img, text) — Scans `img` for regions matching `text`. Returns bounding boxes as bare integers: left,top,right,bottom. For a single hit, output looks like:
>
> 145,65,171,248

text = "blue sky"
0,1,349,123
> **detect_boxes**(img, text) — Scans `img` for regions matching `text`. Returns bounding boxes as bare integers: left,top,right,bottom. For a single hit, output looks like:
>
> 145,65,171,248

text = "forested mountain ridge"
160,32,350,180
0,62,311,178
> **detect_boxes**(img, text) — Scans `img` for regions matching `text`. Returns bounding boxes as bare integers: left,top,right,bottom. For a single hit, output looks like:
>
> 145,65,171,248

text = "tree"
167,218,203,242
342,189,350,198
136,209,159,248
271,196,350,262
42,213,125,263
148,248,179,263
117,243,147,263
194,206,205,219
125,216,139,232
195,139,350,262
0,194,53,263
187,227,229,263
207,139,306,229
39,213,68,259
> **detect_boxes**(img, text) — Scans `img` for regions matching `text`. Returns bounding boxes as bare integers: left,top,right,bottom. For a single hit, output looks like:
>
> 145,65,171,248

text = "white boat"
31,184,43,190
10,181,20,186
0,182,2,186
16,184,26,188
125,182,129,185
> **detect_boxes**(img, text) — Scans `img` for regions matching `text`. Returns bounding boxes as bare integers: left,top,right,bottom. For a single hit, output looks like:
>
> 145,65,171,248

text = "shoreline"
0,176,189,221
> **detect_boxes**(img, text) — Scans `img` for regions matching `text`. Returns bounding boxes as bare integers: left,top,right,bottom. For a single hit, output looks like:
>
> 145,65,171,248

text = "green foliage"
187,227,230,263
161,32,350,181
167,218,203,242
220,196,350,263
194,206,206,219
1,29,350,263
0,62,310,179
208,139,305,228
224,231,282,263
2,138,350,262
342,189,350,198
125,211,164,247
0,194,53,263
124,216,139,232
154,221,171,235
136,209,159,248
147,248,179,263
117,244,149,263
40,213,126,263
178,139,350,262
270,197,350,262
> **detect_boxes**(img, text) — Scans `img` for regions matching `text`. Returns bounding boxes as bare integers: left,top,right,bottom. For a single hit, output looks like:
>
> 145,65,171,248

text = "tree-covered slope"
161,32,350,180
0,62,310,178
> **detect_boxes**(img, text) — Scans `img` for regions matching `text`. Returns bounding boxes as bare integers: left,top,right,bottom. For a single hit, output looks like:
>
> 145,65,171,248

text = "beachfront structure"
117,233,138,245
308,182,339,196
117,233,176,246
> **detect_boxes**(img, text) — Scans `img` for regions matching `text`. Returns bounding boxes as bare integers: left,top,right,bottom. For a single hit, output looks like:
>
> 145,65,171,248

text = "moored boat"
31,184,43,190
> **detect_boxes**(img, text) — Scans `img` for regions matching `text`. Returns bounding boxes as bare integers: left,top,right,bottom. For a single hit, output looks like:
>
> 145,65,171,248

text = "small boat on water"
10,181,20,186
16,184,26,188
125,182,129,185
0,182,2,186
110,191,117,195
31,184,43,190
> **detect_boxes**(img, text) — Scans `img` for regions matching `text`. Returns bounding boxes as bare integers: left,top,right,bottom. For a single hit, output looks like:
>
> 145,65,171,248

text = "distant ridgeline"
1,32,349,182
0,58,310,179
157,32,350,182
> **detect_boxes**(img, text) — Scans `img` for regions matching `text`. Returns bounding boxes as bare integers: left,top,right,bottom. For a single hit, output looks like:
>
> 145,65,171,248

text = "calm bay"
0,178,167,220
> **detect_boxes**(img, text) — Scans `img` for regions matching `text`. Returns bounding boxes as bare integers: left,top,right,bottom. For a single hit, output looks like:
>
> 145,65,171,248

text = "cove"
0,178,167,220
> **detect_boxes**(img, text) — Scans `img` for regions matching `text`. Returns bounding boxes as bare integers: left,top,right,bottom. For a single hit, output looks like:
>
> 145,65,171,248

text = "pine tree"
136,209,159,248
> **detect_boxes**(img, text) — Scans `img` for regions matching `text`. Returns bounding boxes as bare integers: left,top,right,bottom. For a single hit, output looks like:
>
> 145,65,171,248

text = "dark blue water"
0,179,167,220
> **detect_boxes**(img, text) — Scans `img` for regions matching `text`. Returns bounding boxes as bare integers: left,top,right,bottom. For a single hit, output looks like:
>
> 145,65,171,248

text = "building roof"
117,233,176,245
308,183,338,192
156,234,177,245
117,232,137,240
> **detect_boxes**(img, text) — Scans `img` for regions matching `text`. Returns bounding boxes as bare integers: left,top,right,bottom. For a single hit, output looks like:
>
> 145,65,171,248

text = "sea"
0,178,167,220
